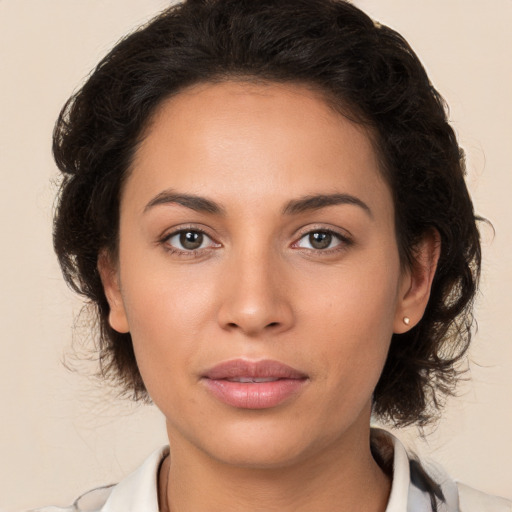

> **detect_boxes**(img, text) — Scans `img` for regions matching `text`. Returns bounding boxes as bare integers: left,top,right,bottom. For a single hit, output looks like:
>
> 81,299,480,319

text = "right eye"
164,229,218,252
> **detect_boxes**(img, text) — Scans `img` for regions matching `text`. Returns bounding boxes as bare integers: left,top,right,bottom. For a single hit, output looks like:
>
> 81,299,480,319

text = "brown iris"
180,231,204,250
309,231,332,249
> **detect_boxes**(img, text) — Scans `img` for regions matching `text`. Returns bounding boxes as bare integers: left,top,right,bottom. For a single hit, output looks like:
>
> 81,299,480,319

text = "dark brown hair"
53,0,481,427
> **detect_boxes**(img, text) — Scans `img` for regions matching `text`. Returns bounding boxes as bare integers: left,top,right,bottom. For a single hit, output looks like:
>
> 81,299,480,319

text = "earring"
403,317,410,326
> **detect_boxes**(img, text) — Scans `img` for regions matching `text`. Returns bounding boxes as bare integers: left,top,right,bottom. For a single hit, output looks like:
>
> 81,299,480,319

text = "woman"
39,0,510,510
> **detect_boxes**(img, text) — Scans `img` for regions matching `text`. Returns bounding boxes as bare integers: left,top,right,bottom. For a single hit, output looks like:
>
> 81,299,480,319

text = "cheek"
116,254,220,393
300,243,401,334
301,252,401,398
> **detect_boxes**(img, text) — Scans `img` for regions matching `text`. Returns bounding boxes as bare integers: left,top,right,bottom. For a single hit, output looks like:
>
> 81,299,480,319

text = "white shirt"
33,431,511,512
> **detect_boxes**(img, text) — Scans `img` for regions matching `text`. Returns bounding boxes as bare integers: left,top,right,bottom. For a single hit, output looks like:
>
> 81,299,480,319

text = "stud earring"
403,317,410,326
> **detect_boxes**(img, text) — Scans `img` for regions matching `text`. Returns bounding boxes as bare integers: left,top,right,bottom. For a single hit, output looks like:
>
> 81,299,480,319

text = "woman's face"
102,81,425,468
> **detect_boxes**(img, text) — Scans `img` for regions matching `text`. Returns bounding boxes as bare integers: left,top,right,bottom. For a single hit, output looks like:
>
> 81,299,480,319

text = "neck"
160,423,391,512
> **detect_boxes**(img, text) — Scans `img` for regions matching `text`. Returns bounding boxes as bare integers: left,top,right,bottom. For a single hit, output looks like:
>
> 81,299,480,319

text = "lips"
201,359,308,409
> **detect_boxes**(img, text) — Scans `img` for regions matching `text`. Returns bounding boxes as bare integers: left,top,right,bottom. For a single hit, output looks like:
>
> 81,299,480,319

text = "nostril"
267,322,280,328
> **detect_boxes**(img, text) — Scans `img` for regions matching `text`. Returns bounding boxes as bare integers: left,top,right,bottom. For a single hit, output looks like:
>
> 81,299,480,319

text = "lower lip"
202,378,307,409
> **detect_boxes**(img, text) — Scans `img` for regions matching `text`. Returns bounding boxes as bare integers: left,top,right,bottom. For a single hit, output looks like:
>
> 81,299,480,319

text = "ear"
393,230,441,334
97,251,130,334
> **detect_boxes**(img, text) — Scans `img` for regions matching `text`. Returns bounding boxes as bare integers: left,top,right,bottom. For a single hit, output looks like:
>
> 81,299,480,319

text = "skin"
100,81,439,512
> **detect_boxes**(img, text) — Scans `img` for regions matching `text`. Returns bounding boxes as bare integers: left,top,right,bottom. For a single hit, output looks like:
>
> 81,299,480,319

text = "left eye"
295,230,343,250
165,230,216,251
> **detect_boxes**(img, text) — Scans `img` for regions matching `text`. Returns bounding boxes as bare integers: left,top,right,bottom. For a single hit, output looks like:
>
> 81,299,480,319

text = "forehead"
127,81,391,215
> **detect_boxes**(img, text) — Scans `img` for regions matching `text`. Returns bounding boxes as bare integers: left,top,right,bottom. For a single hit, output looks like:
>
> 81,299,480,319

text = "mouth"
201,359,308,409
225,377,283,383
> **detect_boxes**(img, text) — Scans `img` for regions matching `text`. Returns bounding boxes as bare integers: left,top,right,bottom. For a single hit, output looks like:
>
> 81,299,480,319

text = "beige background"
0,1,510,510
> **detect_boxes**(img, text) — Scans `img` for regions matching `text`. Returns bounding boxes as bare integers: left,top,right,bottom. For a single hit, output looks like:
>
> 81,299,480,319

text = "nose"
216,247,295,337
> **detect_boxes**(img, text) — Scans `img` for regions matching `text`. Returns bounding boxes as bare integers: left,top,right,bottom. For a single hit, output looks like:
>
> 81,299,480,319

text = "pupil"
180,231,203,250
310,232,331,249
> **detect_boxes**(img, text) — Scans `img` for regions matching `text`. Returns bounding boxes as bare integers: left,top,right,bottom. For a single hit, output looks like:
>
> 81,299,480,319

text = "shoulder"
30,485,115,512
371,428,511,512
416,454,512,511
29,446,169,512
411,449,512,512
457,482,512,512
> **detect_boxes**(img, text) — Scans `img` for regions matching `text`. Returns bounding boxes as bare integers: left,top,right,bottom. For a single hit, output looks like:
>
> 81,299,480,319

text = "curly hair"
53,0,481,427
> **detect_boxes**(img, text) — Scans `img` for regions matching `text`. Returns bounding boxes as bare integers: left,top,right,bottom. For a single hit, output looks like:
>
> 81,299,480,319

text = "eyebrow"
144,190,225,215
143,190,372,218
282,193,373,218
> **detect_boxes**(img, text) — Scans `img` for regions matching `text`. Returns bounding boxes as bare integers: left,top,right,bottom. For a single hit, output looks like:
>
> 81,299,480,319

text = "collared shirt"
33,430,511,512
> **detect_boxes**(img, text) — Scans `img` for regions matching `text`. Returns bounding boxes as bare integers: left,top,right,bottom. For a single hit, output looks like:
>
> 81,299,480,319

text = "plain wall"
0,1,510,510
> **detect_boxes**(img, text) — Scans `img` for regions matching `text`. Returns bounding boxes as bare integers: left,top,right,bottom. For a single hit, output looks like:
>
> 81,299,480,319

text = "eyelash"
159,226,220,257
159,226,353,257
292,228,353,254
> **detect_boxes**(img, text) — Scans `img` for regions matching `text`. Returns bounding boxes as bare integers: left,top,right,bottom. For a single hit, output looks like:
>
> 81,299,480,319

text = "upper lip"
202,359,308,380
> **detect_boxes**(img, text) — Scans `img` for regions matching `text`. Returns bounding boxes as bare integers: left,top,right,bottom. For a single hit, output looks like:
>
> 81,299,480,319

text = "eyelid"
157,223,352,255
159,225,221,254
291,225,353,252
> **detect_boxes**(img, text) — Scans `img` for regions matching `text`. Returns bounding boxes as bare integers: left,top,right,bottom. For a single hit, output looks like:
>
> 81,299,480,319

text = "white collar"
71,430,458,512
99,446,168,512
385,429,413,511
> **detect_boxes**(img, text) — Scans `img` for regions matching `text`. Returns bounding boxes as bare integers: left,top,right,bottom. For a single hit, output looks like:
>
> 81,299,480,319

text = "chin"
208,438,312,470
181,414,350,470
